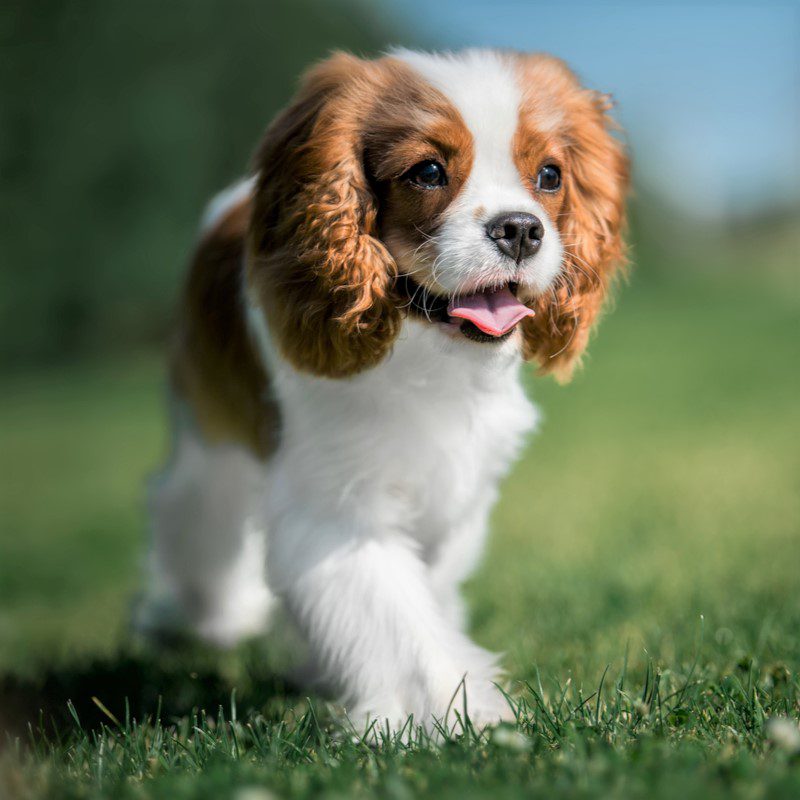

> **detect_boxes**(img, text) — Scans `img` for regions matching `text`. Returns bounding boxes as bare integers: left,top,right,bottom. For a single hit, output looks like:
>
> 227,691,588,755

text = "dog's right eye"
406,160,448,189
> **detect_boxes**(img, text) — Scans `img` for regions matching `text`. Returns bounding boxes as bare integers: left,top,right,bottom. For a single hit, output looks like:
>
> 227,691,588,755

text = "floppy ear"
247,53,401,378
522,90,629,381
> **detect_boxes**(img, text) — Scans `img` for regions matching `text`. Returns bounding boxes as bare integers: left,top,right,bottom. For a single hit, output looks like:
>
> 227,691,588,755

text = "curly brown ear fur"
247,53,401,378
521,67,630,381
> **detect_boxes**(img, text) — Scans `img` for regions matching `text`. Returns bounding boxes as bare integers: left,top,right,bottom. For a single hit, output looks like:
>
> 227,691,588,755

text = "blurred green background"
1,0,798,774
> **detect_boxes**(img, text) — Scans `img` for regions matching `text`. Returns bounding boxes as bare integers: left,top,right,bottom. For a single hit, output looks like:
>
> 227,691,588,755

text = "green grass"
1,268,799,799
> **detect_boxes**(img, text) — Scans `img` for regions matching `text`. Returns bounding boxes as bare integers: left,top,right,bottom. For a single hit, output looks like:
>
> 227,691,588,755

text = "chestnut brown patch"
512,54,630,380
172,195,279,460
247,53,475,378
247,55,402,378
366,79,474,297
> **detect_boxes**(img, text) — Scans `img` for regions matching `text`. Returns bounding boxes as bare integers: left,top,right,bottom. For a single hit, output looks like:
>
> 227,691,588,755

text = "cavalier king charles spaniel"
136,48,629,733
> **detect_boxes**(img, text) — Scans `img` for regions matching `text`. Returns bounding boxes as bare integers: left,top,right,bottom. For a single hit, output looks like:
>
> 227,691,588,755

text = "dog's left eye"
406,160,448,189
536,164,562,192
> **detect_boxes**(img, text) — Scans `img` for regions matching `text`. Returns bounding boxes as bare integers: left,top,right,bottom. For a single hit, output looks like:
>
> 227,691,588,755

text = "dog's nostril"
487,222,508,240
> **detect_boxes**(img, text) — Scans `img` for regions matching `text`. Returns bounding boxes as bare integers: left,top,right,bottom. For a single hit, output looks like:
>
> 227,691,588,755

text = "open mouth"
396,275,536,343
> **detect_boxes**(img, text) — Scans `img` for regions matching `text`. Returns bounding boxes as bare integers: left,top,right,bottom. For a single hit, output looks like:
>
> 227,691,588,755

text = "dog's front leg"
267,506,510,734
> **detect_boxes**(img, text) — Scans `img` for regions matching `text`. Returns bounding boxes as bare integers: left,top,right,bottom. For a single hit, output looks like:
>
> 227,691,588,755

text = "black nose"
485,212,544,262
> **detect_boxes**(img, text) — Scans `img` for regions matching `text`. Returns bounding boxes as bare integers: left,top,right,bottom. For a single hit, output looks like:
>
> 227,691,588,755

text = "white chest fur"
260,318,538,547
142,311,540,728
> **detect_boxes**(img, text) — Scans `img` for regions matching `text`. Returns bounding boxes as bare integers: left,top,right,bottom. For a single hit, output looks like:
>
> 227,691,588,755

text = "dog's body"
136,49,628,731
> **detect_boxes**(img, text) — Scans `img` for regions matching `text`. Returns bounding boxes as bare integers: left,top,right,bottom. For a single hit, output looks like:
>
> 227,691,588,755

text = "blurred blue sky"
385,0,799,219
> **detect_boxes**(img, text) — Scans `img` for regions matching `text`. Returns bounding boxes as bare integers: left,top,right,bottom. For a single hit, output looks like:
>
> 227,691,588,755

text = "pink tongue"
447,286,535,337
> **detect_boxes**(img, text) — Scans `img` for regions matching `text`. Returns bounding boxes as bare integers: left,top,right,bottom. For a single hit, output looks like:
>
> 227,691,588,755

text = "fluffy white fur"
139,314,537,730
137,50,569,733
141,414,274,647
395,49,563,296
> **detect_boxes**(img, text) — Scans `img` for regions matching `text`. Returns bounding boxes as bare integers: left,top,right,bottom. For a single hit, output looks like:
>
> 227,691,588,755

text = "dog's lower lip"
397,275,527,342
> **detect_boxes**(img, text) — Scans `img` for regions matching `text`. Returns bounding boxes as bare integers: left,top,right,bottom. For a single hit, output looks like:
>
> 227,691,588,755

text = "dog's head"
248,49,629,379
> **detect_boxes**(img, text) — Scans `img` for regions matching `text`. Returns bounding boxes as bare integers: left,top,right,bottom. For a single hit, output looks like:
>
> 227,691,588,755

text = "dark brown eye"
536,164,562,192
406,160,447,189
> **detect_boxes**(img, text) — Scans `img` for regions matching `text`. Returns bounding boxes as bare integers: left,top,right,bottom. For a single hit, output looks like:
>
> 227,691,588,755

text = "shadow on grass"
0,642,301,742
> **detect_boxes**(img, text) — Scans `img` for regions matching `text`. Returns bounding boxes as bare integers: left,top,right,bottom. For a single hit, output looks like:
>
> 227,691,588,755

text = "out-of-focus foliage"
0,0,405,366
1,5,799,796
2,252,799,799
3,1,797,369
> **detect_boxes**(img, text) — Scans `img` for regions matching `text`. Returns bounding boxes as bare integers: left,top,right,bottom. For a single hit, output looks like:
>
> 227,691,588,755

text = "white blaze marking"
392,49,563,295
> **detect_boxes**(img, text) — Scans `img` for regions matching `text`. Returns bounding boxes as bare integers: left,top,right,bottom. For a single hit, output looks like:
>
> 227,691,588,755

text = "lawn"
1,264,799,799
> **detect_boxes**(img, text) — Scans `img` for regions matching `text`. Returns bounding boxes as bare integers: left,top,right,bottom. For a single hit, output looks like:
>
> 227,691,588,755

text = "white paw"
439,676,515,731
346,675,513,741
131,586,275,649
190,586,275,648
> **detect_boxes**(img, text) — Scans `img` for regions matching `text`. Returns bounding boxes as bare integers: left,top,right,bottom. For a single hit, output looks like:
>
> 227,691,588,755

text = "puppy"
136,48,628,732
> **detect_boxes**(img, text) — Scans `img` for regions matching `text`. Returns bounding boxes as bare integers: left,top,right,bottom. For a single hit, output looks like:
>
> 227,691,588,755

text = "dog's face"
248,49,629,378
374,51,565,304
